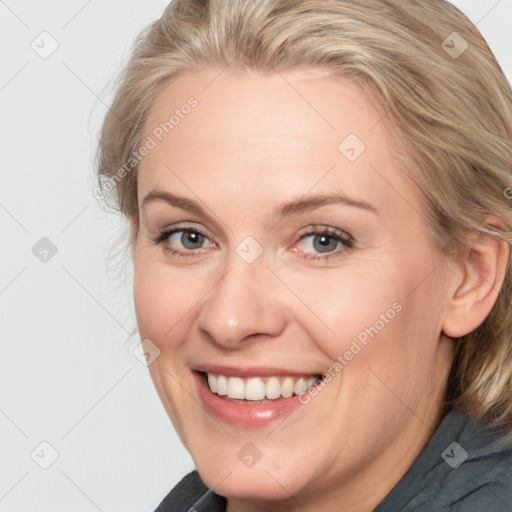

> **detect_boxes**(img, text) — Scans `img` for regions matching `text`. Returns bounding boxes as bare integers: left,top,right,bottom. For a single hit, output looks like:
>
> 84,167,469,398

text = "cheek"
290,253,444,380
133,258,200,445
133,258,202,346
280,265,404,361
133,265,166,341
331,258,446,398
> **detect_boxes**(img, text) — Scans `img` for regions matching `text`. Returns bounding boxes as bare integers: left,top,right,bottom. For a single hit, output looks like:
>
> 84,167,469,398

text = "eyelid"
152,222,354,261
296,224,352,239
150,223,216,247
294,224,354,248
289,224,354,260
156,222,212,239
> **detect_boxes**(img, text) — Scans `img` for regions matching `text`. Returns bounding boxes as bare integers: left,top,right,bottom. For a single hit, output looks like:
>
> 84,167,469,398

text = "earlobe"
442,220,510,339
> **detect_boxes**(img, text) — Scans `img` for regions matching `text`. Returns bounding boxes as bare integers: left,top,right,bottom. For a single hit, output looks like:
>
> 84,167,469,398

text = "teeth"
207,373,217,393
204,373,319,401
217,375,227,396
294,378,307,394
246,378,266,400
281,377,295,398
227,377,245,399
265,376,281,399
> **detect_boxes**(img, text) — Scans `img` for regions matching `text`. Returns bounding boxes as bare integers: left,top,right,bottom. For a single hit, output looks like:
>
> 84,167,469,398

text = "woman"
95,0,512,510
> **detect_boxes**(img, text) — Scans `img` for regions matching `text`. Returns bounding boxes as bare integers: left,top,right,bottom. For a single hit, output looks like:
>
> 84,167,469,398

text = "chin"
205,470,297,500
193,454,312,501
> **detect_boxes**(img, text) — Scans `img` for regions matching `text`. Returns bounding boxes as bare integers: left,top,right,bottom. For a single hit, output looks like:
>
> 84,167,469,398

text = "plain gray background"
1,1,511,510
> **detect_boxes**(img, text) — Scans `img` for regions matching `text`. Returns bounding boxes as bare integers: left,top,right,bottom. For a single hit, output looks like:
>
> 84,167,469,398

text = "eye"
150,225,216,258
169,230,207,250
293,226,353,260
150,224,353,261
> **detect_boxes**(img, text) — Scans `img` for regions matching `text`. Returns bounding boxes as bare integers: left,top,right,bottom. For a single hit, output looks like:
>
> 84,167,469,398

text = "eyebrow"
141,189,378,218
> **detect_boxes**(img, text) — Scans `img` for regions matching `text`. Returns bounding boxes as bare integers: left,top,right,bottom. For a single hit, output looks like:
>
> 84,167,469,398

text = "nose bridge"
197,251,285,347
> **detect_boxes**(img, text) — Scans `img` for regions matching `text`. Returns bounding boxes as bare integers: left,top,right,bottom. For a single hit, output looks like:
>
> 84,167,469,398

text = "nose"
196,256,288,349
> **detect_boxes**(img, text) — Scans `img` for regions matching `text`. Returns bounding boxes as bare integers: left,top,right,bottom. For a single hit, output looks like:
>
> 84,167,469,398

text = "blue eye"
151,226,215,258
294,226,353,261
151,224,353,262
169,230,207,250
299,233,342,253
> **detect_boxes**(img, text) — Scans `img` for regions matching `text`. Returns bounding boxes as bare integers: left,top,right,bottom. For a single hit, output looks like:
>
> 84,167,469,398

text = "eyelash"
150,226,213,259
150,224,354,262
295,225,354,261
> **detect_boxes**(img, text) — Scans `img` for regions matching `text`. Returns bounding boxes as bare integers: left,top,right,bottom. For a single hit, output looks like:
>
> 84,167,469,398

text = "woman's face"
133,66,455,509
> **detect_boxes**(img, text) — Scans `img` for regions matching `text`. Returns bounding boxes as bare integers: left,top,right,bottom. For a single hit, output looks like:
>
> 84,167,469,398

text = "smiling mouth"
197,371,322,403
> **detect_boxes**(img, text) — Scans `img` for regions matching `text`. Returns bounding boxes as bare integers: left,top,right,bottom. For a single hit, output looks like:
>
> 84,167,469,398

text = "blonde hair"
95,0,512,430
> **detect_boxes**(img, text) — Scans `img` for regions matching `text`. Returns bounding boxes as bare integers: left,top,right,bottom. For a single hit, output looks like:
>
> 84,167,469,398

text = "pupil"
182,231,204,249
313,234,336,253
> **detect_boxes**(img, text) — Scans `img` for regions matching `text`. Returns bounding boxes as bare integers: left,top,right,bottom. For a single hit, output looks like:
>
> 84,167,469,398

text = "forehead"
138,66,419,220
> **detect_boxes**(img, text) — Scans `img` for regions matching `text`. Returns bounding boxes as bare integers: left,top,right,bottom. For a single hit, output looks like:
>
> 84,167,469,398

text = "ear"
442,217,510,338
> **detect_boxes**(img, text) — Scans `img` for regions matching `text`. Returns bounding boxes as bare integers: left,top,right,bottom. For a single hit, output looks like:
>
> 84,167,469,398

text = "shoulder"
376,407,512,511
153,470,227,512
437,410,512,511
436,454,512,511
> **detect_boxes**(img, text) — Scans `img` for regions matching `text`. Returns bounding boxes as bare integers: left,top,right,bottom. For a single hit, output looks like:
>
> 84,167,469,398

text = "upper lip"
193,364,321,378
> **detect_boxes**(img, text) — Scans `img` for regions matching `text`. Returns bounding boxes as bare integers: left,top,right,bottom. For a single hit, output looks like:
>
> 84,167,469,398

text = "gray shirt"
154,407,512,511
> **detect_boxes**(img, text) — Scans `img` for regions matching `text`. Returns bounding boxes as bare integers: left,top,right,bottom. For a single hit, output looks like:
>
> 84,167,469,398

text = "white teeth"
281,377,295,398
305,377,317,388
217,375,227,396
227,377,245,399
294,378,307,394
265,376,281,399
204,373,320,401
207,373,217,393
245,378,266,400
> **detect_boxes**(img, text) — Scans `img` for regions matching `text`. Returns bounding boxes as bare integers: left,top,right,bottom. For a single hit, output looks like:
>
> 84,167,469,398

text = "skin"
132,66,509,511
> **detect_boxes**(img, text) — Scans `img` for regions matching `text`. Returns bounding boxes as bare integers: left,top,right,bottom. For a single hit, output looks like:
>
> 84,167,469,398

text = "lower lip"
193,371,312,428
